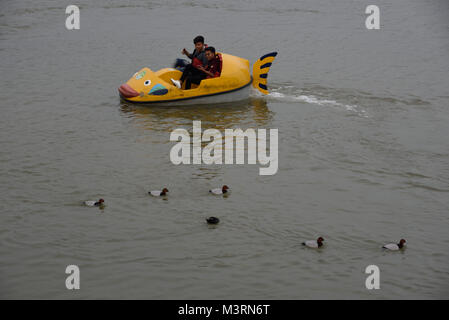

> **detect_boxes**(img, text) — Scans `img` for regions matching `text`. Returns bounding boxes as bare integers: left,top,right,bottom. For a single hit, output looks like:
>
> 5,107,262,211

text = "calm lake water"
1,0,448,299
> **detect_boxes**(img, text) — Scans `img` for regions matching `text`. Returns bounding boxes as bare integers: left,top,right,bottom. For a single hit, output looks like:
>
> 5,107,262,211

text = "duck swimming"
382,239,406,251
84,199,104,207
206,217,220,224
302,237,325,248
209,185,229,195
149,188,169,197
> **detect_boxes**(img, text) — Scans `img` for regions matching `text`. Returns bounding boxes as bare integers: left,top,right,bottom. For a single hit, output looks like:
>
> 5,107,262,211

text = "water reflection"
119,97,273,132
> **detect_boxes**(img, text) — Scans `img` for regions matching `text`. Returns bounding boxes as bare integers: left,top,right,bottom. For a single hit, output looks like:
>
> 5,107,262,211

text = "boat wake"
253,85,369,118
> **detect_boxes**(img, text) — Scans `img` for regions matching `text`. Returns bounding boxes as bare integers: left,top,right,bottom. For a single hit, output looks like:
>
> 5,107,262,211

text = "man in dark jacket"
172,35,208,89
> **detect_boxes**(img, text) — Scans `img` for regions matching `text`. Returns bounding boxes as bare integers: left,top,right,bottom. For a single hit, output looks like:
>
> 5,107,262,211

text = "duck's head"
399,239,406,245
206,217,220,224
98,199,105,204
162,188,169,193
317,237,324,244
222,185,229,192
118,68,170,99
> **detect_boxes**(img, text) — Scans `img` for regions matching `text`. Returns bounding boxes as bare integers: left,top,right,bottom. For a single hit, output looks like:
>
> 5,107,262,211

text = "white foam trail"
265,90,368,117
269,92,285,98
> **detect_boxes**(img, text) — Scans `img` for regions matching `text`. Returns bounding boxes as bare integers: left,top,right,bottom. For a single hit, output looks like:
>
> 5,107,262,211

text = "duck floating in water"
302,237,325,248
206,217,220,224
209,185,229,195
382,239,406,251
84,199,104,207
149,188,169,197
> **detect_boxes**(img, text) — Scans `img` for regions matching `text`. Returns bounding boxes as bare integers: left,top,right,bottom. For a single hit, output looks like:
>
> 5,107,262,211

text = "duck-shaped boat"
118,52,277,106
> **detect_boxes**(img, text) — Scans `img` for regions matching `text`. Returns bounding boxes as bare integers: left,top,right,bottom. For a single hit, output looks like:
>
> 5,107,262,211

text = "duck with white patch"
209,185,229,195
149,188,169,197
84,199,104,207
382,239,406,251
302,237,325,248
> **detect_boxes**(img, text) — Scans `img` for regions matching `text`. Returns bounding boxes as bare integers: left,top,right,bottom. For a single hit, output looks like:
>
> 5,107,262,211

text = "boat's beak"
118,83,139,98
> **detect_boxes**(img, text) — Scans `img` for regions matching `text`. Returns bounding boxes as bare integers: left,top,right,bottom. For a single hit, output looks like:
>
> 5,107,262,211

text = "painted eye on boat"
144,80,152,86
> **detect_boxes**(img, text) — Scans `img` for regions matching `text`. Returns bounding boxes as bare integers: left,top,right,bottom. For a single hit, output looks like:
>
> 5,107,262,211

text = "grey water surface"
1,0,449,299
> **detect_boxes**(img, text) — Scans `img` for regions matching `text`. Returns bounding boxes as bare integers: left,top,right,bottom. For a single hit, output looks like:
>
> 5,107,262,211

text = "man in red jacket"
196,47,222,79
183,47,221,90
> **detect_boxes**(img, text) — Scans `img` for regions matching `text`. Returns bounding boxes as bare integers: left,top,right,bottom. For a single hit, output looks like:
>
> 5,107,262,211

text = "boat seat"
217,53,223,76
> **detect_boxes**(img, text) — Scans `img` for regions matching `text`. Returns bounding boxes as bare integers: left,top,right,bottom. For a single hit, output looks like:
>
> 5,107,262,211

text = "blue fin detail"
259,52,278,61
149,84,168,95
260,62,272,69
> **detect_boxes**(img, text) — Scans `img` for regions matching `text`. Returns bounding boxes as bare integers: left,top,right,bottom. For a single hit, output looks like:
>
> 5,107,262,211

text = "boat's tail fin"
252,52,277,95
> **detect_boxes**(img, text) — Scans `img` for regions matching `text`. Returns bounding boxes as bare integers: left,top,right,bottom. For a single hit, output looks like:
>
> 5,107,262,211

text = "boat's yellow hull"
119,53,251,104
118,52,277,104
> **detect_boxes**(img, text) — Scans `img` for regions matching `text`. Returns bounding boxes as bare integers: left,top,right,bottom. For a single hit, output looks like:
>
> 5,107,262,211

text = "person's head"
205,47,216,61
193,35,205,52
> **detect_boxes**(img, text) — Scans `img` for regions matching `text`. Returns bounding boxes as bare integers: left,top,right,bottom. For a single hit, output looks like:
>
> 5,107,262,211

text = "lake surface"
1,0,448,299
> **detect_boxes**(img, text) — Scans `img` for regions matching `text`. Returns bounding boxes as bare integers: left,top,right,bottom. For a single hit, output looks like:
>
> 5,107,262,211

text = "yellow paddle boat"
118,52,277,106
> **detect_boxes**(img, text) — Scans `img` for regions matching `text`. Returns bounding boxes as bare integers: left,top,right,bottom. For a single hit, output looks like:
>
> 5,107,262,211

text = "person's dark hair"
193,35,204,44
205,46,216,54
